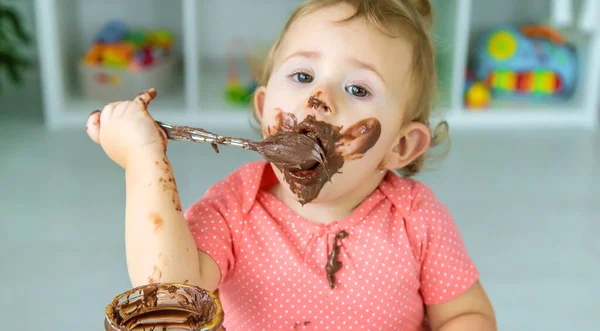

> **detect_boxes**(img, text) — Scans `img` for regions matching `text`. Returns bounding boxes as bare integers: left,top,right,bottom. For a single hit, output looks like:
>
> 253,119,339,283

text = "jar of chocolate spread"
104,283,224,331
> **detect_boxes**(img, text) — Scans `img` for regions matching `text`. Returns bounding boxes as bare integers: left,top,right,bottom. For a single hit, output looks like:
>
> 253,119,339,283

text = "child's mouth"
288,130,325,182
267,113,381,205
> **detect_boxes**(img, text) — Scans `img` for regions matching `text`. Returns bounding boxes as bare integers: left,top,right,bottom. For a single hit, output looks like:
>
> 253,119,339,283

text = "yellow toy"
465,81,491,109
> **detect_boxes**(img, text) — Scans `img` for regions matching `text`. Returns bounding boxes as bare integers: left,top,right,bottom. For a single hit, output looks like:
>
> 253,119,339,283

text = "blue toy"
469,24,578,102
95,20,129,44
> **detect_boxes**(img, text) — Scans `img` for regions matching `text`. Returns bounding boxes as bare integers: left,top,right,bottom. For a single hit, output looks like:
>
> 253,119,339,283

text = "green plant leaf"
0,4,32,90
0,64,4,93
0,5,31,43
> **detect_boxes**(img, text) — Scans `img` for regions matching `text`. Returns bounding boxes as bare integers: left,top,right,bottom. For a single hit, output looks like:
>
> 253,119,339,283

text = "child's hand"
86,88,168,169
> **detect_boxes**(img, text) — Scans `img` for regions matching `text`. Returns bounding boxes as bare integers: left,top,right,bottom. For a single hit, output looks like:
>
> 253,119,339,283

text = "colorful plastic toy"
486,70,563,95
95,20,128,44
468,24,578,105
465,81,491,109
82,20,174,72
225,39,261,106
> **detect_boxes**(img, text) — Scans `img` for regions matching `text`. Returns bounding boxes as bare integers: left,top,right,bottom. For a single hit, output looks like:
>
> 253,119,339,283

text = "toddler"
86,0,496,330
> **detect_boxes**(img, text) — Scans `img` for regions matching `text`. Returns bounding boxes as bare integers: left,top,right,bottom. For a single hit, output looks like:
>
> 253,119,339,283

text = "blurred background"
0,0,598,330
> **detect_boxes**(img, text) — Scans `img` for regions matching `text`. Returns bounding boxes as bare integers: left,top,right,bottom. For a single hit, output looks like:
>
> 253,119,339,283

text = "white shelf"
35,0,600,130
446,108,595,129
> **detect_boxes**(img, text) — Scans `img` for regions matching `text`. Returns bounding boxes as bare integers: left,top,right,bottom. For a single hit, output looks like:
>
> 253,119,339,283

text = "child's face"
254,3,429,205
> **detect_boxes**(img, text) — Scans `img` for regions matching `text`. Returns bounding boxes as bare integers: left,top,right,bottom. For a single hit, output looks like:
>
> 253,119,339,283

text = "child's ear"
253,86,267,120
383,122,431,171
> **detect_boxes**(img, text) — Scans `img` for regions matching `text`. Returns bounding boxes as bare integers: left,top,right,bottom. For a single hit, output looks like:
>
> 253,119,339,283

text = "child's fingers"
86,110,102,144
100,101,121,123
134,88,157,109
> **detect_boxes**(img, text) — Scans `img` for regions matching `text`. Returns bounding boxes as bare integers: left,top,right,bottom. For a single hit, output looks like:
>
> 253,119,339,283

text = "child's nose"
306,90,336,117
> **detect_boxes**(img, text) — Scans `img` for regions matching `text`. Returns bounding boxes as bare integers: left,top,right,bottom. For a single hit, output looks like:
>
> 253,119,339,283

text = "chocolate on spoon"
157,121,328,172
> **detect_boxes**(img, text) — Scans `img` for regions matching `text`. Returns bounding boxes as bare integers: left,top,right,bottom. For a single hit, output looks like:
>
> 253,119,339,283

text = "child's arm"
403,182,497,331
124,150,221,291
426,281,496,331
86,89,221,292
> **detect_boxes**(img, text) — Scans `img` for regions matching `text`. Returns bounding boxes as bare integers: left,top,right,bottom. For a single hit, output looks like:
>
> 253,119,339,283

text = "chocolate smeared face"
265,110,382,205
250,3,422,207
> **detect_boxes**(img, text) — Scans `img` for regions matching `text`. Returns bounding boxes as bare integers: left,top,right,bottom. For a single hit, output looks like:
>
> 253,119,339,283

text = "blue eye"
346,85,370,97
291,72,314,83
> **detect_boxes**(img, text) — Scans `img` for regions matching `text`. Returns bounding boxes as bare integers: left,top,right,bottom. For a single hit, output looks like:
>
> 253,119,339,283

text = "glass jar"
104,283,224,331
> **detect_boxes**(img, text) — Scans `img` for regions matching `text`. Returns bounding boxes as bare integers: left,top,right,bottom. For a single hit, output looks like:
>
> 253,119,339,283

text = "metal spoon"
156,121,327,172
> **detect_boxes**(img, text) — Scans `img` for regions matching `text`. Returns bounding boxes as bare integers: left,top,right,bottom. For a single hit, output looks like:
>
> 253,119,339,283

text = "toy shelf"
447,0,600,128
35,0,600,130
35,0,193,129
194,0,300,119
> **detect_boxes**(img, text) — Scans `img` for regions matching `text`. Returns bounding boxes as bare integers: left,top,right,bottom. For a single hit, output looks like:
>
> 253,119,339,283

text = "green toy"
0,3,32,93
225,39,260,106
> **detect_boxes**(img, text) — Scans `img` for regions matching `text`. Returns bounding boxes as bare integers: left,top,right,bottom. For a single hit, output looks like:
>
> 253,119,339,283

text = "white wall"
196,0,301,60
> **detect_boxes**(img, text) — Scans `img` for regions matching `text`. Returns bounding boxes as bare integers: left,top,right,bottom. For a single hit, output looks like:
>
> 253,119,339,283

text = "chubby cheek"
336,117,398,175
260,110,278,138
259,83,311,130
334,141,387,179
335,117,382,158
260,107,299,138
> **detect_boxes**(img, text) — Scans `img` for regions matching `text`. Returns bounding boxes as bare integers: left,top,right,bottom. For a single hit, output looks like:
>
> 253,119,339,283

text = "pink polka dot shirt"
185,161,479,330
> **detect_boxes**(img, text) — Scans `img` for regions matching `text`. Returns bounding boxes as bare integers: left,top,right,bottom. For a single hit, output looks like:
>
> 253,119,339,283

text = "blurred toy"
464,72,491,109
466,24,577,107
225,39,261,106
150,29,174,49
82,20,174,72
486,70,563,95
95,20,128,44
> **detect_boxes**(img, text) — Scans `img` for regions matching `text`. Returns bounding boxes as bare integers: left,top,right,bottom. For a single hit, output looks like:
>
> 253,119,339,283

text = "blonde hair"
253,0,449,177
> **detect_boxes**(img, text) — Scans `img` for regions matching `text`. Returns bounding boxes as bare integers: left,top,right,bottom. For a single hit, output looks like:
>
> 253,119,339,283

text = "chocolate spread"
104,283,223,331
246,133,327,172
162,123,325,172
266,111,382,205
159,97,381,205
308,91,329,112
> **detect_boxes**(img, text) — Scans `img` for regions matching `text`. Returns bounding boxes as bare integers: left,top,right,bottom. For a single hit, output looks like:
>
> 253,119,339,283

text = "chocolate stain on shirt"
293,321,312,329
325,230,348,289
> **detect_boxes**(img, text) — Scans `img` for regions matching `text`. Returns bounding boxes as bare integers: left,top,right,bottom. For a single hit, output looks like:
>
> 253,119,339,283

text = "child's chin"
285,179,342,206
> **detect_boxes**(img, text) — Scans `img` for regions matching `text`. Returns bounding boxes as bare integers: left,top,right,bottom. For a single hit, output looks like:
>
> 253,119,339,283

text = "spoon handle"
156,121,255,150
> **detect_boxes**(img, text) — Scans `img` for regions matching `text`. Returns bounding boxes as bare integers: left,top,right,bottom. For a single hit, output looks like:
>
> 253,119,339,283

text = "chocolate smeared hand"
157,122,327,172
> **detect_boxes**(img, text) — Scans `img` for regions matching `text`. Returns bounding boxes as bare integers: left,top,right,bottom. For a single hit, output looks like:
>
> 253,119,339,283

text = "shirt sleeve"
184,181,244,285
407,183,480,305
